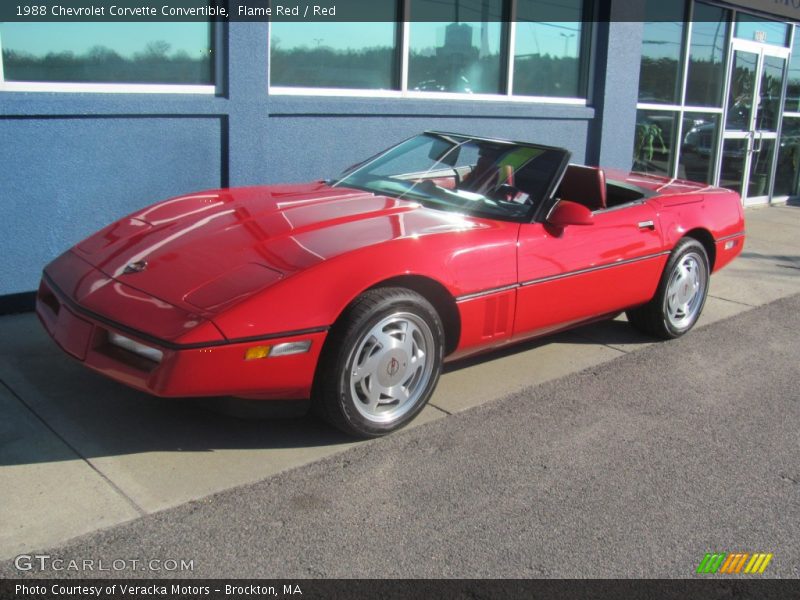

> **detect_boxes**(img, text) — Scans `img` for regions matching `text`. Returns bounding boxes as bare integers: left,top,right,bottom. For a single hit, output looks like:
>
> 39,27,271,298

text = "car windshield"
332,132,570,222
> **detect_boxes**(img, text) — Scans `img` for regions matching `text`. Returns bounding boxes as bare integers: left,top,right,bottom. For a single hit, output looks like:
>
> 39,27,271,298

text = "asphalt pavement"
3,292,799,579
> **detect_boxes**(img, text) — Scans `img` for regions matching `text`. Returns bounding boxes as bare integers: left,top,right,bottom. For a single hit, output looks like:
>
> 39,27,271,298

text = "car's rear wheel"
626,237,710,339
314,287,444,438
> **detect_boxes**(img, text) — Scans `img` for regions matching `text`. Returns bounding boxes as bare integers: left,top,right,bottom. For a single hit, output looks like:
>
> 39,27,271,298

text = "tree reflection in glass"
513,0,585,98
685,3,729,108
1,23,213,84
271,20,399,89
408,0,504,94
637,0,685,104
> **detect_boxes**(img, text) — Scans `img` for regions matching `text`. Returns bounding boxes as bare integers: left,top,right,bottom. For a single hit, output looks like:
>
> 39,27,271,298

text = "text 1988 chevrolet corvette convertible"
37,132,745,437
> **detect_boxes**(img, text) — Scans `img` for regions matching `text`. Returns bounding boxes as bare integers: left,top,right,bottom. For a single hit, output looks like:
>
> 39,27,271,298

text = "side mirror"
547,200,594,228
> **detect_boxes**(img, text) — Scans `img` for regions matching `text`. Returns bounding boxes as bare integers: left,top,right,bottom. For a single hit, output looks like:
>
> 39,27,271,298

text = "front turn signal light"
244,345,271,360
244,340,312,360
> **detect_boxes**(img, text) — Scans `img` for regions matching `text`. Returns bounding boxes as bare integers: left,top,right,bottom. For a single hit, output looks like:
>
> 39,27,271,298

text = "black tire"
313,287,444,438
626,237,710,339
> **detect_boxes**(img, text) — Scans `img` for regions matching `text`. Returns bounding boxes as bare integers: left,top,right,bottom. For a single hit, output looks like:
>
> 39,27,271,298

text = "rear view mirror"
547,200,594,228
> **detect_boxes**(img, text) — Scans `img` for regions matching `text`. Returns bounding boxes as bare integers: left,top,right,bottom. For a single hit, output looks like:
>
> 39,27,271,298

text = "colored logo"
696,552,773,574
387,357,400,377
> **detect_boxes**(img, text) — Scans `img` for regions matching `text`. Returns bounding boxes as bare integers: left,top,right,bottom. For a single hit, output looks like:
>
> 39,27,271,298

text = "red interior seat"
557,164,607,211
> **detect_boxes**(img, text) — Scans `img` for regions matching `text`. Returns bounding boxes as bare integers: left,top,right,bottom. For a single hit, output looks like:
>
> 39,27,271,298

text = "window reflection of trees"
513,17,584,97
2,41,212,84
271,42,396,90
408,0,504,95
270,18,398,90
409,22,502,94
638,19,683,104
685,4,728,107
270,0,588,97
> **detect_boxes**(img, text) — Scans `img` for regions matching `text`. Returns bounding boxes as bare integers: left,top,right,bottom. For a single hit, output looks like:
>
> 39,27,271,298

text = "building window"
679,112,720,183
774,118,800,196
634,109,678,176
785,30,800,113
270,22,398,89
408,0,505,94
635,1,733,184
638,1,685,105
776,30,800,196
734,14,789,47
0,23,213,86
513,0,588,98
684,3,728,108
269,0,591,102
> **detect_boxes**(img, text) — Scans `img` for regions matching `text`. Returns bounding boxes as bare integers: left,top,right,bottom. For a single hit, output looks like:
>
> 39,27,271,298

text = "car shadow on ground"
0,313,656,467
1,341,352,467
739,250,800,266
443,317,654,374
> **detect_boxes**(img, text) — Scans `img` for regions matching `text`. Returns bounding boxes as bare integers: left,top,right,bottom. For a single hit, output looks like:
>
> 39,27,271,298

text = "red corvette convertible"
37,132,745,437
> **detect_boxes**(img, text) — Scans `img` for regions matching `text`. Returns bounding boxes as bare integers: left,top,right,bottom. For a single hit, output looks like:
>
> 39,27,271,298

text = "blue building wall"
0,15,643,302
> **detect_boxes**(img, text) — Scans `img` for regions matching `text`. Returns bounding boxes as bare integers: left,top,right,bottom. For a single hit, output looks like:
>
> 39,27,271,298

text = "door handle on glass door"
753,132,763,153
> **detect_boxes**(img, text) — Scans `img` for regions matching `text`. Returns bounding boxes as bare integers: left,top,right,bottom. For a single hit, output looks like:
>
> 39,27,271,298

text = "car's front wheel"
314,287,444,438
626,237,710,339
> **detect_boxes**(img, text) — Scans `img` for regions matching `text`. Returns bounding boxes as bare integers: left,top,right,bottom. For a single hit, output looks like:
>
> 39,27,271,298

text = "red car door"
513,202,667,340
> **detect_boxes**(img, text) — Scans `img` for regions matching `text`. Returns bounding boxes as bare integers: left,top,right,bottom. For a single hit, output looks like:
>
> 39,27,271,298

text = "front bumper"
36,265,326,401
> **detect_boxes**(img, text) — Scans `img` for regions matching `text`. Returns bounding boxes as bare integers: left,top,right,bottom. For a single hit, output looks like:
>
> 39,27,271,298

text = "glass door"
720,39,789,205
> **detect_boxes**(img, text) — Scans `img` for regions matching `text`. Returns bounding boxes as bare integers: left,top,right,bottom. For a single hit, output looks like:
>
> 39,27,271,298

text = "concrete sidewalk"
1,203,799,560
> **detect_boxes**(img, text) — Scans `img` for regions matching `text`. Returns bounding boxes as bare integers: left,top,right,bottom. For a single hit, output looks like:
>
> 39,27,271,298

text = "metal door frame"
718,37,790,205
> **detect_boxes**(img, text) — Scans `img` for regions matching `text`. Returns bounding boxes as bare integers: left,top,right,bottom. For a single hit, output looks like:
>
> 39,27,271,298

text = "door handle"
753,132,763,153
638,220,656,230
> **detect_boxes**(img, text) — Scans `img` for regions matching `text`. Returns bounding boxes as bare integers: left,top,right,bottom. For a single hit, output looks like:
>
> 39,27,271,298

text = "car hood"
72,182,486,314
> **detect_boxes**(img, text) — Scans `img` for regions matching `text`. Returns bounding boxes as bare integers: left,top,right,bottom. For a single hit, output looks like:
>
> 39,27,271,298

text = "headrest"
558,164,607,211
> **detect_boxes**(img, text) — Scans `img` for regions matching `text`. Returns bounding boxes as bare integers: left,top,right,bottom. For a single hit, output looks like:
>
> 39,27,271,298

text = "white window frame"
267,0,591,106
270,85,588,105
0,23,219,94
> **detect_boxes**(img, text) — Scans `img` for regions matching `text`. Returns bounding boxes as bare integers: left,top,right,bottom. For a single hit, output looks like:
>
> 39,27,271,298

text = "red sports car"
37,132,745,437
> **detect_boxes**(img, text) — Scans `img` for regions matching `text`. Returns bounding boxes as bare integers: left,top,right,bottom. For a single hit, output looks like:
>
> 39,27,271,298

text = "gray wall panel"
0,117,222,294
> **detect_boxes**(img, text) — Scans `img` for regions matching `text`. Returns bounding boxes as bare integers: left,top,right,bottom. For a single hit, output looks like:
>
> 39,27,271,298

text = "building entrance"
719,37,790,205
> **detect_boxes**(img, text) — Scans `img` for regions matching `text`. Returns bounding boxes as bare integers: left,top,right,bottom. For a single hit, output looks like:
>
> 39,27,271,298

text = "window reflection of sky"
787,33,800,112
515,22,582,59
409,22,500,57
270,22,395,52
735,15,789,47
641,22,684,61
1,23,211,58
688,3,727,63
